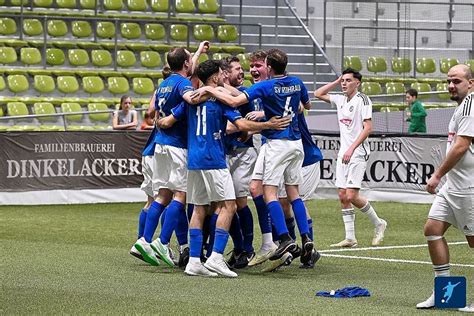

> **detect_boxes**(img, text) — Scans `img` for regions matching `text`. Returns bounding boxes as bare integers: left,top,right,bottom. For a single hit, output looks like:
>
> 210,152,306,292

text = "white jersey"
445,92,474,191
330,92,372,161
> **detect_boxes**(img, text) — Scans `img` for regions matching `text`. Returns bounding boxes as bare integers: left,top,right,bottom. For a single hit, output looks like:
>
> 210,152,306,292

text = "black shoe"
234,251,255,269
299,250,321,269
178,247,190,269
269,239,297,261
290,244,301,260
300,235,314,265
226,249,243,269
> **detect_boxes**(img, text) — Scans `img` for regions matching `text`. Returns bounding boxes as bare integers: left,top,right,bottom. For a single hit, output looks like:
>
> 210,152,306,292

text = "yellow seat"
360,82,382,96
410,82,431,100
343,56,362,72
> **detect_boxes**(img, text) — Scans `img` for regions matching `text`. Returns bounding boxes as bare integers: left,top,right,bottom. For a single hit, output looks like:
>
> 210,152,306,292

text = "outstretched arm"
232,116,291,132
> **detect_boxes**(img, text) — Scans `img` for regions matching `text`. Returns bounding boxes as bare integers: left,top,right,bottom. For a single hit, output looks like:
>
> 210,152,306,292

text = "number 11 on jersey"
196,105,207,136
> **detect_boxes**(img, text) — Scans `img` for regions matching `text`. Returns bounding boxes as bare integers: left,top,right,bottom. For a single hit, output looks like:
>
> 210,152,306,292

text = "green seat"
61,102,83,122
198,0,219,13
175,0,195,13
121,22,141,40
212,52,230,60
23,19,43,37
145,23,165,41
193,24,214,41
97,21,116,39
133,77,154,95
367,57,387,74
91,49,112,67
0,18,17,35
361,82,382,96
34,75,55,93
217,25,238,42
57,75,79,94
33,102,56,121
104,0,123,10
385,82,405,95
57,0,77,8
0,47,18,64
20,47,41,65
10,0,28,5
436,82,450,100
416,58,436,75
439,58,458,74
391,57,411,74
0,76,5,91
197,53,209,64
46,48,65,66
80,0,96,9
170,24,188,42
127,0,147,11
34,0,53,7
7,75,29,93
242,79,252,87
108,77,130,94
7,102,29,116
83,76,104,94
117,50,136,67
466,60,474,73
343,56,362,72
140,51,161,68
72,21,92,38
47,20,68,37
150,0,168,11
68,49,90,66
236,53,249,71
88,103,110,122
410,82,431,100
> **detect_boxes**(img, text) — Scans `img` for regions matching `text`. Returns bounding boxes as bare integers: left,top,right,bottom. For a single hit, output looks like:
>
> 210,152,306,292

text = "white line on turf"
319,241,468,253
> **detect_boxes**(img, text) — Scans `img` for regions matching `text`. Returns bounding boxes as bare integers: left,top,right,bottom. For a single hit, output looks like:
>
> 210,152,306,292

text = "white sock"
261,233,274,249
434,263,450,277
360,202,382,226
342,208,356,240
189,256,200,264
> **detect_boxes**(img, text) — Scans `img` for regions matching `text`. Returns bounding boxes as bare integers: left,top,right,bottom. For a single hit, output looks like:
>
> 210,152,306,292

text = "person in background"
406,88,427,133
113,95,138,130
140,112,154,130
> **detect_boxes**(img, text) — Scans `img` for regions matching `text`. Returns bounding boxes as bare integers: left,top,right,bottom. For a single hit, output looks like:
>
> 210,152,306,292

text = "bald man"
417,64,474,311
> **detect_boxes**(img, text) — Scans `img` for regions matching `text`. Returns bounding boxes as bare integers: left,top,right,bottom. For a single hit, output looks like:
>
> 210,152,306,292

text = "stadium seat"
416,58,436,74
83,76,105,94
96,21,115,39
88,103,110,122
193,24,214,41
108,77,130,94
117,50,136,67
175,0,195,13
466,60,474,73
410,82,431,100
145,23,165,41
91,49,112,67
57,75,79,94
198,53,209,64
150,0,168,11
68,49,90,66
361,82,382,96
0,47,18,64
198,0,219,13
217,25,238,42
385,82,405,95
170,24,188,42
133,77,154,95
10,0,29,5
0,76,5,91
367,57,387,74
47,20,68,37
140,51,161,68
80,0,96,9
34,0,53,7
61,102,83,121
127,0,147,11
237,53,250,71
46,48,65,66
7,102,29,116
121,23,141,40
7,75,29,93
439,58,459,74
104,0,123,10
242,79,251,87
0,18,17,35
23,19,43,37
212,52,230,60
34,75,55,93
72,21,92,38
33,102,56,121
436,82,449,100
20,47,42,65
391,57,411,74
343,56,362,72
57,0,77,8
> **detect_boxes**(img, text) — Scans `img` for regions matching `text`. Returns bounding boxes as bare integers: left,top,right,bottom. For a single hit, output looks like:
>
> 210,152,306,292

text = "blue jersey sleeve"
223,105,242,123
177,78,194,97
171,102,186,121
300,80,310,105
243,81,270,103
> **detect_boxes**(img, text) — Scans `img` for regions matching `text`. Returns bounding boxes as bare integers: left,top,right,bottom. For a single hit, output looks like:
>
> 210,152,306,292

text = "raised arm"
314,76,342,103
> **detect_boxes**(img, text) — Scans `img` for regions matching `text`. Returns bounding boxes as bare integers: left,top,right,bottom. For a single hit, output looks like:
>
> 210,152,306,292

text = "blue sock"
238,206,254,253
213,228,230,254
176,209,189,246
160,209,166,229
206,214,218,258
253,195,272,234
286,217,296,240
291,198,309,236
137,208,147,239
187,204,194,221
308,218,314,241
143,201,166,243
159,200,184,245
189,228,203,258
267,201,288,236
271,224,279,242
229,213,244,253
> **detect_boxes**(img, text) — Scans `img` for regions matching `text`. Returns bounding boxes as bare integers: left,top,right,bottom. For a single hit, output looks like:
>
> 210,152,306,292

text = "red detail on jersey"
340,118,352,126
447,132,455,144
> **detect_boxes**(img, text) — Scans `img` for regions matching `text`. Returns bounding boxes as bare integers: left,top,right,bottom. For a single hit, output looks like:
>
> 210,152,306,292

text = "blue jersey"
244,76,309,140
154,73,193,149
187,98,242,170
224,86,255,152
299,112,323,167
142,127,157,156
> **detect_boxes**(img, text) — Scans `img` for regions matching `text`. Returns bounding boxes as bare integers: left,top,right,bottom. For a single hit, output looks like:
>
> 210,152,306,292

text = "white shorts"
227,147,258,198
140,155,155,197
279,162,321,201
428,186,474,236
251,142,267,181
335,158,367,189
187,169,236,205
263,139,304,186
152,144,187,192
